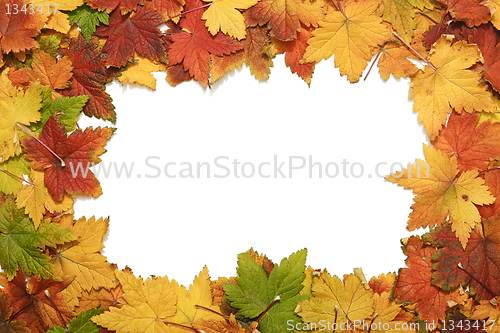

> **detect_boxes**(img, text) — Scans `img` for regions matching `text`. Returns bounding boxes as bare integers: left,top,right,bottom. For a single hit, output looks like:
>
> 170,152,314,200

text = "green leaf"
36,221,77,248
0,199,53,279
66,4,109,42
224,249,309,333
38,35,62,57
0,155,30,195
46,327,67,333
33,86,89,134
47,307,104,333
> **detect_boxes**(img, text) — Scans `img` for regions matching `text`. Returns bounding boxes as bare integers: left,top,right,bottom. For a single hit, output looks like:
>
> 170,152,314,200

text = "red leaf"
58,35,116,122
146,0,185,20
393,236,452,322
167,0,243,87
86,0,144,13
436,0,491,27
95,7,166,67
433,110,500,172
0,0,46,53
0,271,73,333
21,115,113,201
425,218,500,300
464,24,500,92
478,161,500,219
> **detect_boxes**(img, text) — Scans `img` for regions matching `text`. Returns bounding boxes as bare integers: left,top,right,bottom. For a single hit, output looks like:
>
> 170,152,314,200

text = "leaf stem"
457,262,496,297
363,50,382,81
16,123,65,167
169,4,211,20
415,11,439,25
162,321,203,332
479,166,500,174
366,313,378,333
194,304,230,319
0,167,36,188
333,305,338,333
256,296,280,322
336,0,346,18
391,31,437,70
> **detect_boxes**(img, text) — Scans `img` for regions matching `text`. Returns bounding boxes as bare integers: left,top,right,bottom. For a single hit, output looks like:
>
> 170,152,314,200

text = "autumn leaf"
194,313,258,333
0,271,73,333
47,307,104,333
369,273,396,294
58,35,115,122
296,271,374,330
210,52,244,84
22,49,73,91
50,216,118,308
478,161,500,219
201,0,259,40
489,0,500,31
386,144,494,247
392,236,454,322
224,249,308,333
77,283,125,312
117,55,167,90
433,110,500,172
302,1,392,83
22,114,113,201
471,298,500,332
0,154,29,195
0,79,42,161
166,266,226,332
382,0,416,42
146,0,185,21
65,3,110,42
376,41,418,80
168,0,243,87
86,0,145,13
241,26,273,80
94,6,166,67
435,0,490,27
424,219,500,300
244,0,323,41
0,198,74,279
92,269,177,333
15,170,73,228
409,35,495,139
0,0,46,53
0,289,31,333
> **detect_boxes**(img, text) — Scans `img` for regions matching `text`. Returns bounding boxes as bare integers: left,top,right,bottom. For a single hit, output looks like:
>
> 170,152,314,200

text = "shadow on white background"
75,55,430,286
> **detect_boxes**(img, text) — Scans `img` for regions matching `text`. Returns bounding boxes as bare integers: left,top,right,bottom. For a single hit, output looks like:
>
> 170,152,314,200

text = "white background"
75,55,430,287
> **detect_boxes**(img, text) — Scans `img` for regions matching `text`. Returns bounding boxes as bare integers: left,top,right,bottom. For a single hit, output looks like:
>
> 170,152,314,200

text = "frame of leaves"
1,0,500,332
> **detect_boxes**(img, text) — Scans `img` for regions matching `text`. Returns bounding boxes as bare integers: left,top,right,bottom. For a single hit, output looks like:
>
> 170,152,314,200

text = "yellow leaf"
30,0,85,11
296,271,374,327
92,269,177,333
51,216,118,307
45,11,72,33
202,0,259,40
0,80,42,161
15,170,73,228
117,56,166,90
302,1,391,82
409,36,495,139
489,0,500,31
169,266,225,332
386,145,494,248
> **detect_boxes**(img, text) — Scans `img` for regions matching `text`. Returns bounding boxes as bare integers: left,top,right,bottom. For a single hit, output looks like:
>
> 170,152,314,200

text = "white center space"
75,56,429,286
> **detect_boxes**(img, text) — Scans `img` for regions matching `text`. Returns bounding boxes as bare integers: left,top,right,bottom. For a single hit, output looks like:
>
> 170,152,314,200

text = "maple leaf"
409,36,495,139
22,49,73,91
50,216,118,308
297,271,374,329
86,0,144,13
0,0,46,53
37,35,62,57
0,289,31,333
0,154,30,195
0,80,42,162
77,284,125,312
16,170,73,228
117,55,167,90
65,3,110,42
376,41,418,80
166,266,226,332
224,249,308,333
201,0,259,40
271,26,315,85
244,0,323,41
210,52,244,84
478,161,500,219
47,307,104,333
435,0,490,27
464,24,500,93
0,198,74,279
471,298,500,331
194,314,259,333
392,236,454,322
145,0,185,21
0,271,73,333
382,0,416,42
94,6,166,67
92,269,177,333
241,26,273,80
386,144,494,247
58,35,115,122
302,1,392,83
168,0,243,87
424,219,500,300
22,114,113,201
433,110,500,172
490,0,500,31
369,273,396,294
